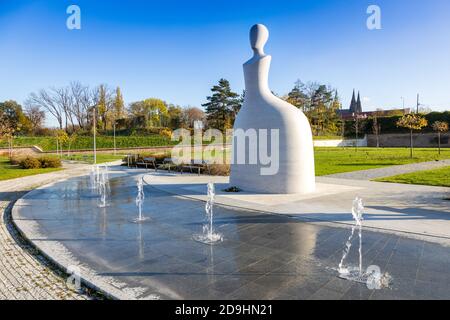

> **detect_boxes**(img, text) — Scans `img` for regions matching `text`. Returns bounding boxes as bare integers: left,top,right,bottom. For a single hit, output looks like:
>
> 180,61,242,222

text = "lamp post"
113,119,116,156
93,106,97,165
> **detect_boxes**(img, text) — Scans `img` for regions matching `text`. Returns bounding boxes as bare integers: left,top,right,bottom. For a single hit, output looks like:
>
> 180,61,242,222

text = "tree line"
0,82,209,138
2,78,448,144
202,78,343,135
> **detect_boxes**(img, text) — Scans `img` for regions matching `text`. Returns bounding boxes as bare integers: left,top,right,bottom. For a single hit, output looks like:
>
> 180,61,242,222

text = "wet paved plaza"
13,173,450,300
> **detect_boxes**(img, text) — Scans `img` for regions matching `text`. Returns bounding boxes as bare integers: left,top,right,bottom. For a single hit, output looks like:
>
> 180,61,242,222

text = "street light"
113,120,116,156
93,106,97,165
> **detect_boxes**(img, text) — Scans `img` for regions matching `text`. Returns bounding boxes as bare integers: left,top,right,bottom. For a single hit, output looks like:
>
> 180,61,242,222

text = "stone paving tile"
11,170,450,300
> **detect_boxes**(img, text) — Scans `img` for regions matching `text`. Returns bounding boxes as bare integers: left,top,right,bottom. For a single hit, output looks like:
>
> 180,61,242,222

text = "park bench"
136,157,158,171
181,160,211,175
161,158,176,172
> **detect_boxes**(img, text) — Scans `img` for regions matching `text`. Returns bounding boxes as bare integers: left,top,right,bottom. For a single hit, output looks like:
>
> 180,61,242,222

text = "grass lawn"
374,166,450,187
63,153,125,164
0,157,63,181
313,147,450,176
194,147,450,176
0,135,175,151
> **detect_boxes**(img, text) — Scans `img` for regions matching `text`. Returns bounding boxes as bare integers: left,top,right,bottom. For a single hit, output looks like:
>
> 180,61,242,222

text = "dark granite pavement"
13,173,450,300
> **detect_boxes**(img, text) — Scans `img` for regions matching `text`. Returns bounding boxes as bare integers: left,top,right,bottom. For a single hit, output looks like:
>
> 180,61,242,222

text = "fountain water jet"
338,197,363,279
338,197,393,288
96,165,110,208
132,176,150,223
90,165,101,191
89,166,96,190
193,182,223,245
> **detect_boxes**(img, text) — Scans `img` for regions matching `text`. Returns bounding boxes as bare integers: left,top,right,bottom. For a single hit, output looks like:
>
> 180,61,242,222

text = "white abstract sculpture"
230,24,315,194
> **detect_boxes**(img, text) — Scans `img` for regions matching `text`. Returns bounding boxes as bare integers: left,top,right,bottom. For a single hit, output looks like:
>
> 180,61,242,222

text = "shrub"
152,152,172,163
160,128,173,139
208,164,230,176
20,156,41,169
344,111,450,136
223,186,241,192
38,156,62,168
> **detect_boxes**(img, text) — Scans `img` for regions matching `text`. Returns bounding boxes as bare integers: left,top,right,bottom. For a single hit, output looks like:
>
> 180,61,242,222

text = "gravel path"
326,159,450,180
0,162,98,300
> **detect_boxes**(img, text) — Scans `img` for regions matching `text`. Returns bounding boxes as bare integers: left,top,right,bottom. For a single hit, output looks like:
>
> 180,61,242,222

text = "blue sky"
1,0,449,126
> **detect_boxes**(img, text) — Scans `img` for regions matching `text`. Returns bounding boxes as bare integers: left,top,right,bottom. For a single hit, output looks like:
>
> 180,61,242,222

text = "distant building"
338,89,410,120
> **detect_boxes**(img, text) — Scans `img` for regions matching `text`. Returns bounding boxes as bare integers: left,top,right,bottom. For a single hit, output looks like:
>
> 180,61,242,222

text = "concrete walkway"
326,159,450,180
0,162,109,300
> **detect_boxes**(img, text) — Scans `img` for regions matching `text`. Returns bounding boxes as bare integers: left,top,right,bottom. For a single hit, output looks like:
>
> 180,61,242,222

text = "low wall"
313,136,367,147
0,146,43,157
367,133,450,148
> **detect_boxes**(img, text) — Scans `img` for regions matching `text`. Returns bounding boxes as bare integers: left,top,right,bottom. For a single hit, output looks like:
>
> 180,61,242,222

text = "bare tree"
432,121,449,155
371,109,383,148
181,107,206,128
27,89,64,129
70,81,93,129
52,86,75,132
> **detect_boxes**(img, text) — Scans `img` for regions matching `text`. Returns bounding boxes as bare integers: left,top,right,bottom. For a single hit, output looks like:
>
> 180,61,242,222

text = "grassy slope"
0,157,62,181
0,135,175,151
374,166,450,187
1,135,344,151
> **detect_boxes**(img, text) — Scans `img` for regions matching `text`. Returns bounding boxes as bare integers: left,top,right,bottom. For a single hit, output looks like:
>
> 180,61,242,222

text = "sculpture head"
250,24,269,56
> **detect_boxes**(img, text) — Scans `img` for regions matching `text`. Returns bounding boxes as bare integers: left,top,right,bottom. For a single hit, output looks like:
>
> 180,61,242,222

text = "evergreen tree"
202,79,240,131
285,80,341,136
287,80,308,111
310,85,333,135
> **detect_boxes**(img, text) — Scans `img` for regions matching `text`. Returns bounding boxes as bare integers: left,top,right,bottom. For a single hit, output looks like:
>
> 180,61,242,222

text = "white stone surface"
230,24,315,194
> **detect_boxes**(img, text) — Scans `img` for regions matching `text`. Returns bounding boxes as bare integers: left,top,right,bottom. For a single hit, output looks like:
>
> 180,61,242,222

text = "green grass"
313,147,450,176
0,157,63,181
374,166,450,187
173,147,450,176
63,153,125,164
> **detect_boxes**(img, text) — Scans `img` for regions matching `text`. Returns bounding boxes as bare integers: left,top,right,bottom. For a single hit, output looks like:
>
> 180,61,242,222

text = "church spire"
356,91,362,113
350,89,357,112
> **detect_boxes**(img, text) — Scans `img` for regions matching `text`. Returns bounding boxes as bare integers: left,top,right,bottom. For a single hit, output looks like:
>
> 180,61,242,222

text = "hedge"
344,111,450,137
